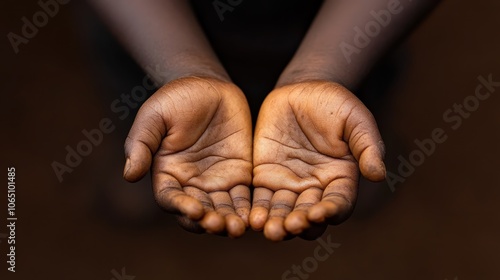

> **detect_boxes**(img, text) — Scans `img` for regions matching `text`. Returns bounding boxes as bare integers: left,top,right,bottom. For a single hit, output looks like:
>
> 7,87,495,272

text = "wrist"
144,53,231,87
277,52,366,91
276,67,341,88
277,56,348,89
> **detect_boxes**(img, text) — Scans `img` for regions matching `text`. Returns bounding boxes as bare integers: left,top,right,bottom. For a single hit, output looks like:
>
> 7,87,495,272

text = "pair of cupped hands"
123,76,386,241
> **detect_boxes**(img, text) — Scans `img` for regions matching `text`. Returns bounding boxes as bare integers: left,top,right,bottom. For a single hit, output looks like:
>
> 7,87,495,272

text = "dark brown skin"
124,77,253,237
278,0,440,89
250,81,385,241
251,0,438,241
90,0,440,240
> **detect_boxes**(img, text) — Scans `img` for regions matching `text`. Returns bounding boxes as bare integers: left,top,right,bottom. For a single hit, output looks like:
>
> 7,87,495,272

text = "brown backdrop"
1,0,499,279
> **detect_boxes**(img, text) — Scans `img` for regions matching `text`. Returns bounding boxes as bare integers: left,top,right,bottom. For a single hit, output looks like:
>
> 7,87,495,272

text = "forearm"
89,0,229,84
277,0,440,89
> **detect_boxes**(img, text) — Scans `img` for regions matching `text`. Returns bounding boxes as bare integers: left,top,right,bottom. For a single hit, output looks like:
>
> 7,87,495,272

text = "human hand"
250,81,385,241
123,77,252,238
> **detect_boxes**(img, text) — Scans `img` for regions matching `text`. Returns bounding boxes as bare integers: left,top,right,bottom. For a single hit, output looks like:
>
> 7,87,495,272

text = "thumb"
357,143,386,182
345,107,386,182
123,100,166,182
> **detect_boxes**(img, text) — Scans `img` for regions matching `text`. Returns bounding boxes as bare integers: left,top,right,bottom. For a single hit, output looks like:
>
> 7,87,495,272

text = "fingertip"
249,207,268,231
181,198,205,221
360,157,386,182
308,201,341,223
284,211,309,235
309,200,353,225
123,153,152,182
200,212,225,234
264,218,287,242
226,214,246,238
358,143,386,182
307,205,328,223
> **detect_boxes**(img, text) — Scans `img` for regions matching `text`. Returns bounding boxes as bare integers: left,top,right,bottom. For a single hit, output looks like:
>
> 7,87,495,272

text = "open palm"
250,81,386,241
124,77,252,237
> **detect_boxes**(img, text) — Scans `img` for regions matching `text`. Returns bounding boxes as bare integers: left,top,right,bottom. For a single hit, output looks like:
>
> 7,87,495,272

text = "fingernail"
123,158,131,177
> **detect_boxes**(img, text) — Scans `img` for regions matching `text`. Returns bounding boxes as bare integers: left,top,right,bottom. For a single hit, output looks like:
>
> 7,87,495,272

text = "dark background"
1,0,499,279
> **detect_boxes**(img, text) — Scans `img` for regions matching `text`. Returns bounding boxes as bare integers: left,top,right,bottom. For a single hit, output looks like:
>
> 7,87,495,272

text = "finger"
307,177,357,225
345,108,386,182
358,144,386,182
249,187,273,231
264,190,298,242
184,187,225,234
124,99,166,182
209,191,246,238
153,174,204,220
229,185,251,227
284,188,322,235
